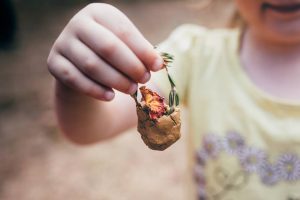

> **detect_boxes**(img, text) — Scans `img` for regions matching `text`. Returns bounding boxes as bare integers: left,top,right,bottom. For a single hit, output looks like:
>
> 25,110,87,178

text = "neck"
244,28,300,60
240,28,300,101
241,28,300,69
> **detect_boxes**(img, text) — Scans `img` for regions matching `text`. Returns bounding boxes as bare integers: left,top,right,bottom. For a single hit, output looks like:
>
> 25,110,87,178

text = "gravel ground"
0,0,233,199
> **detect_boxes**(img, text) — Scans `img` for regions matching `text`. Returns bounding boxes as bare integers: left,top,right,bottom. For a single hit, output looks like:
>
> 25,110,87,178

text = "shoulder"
153,25,240,105
158,24,240,72
162,24,239,55
169,24,207,39
161,24,207,52
165,25,241,88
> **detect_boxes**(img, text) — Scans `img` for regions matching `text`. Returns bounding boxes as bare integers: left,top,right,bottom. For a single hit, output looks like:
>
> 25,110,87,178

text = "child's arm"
47,3,164,144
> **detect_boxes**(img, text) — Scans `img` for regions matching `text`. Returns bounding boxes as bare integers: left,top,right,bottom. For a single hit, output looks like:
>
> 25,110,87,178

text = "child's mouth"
262,2,300,13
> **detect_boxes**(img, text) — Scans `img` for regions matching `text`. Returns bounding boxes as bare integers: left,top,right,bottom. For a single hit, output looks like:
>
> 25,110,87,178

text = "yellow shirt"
153,24,300,200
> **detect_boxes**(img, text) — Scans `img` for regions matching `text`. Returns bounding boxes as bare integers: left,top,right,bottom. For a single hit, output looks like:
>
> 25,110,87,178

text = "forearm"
55,81,137,144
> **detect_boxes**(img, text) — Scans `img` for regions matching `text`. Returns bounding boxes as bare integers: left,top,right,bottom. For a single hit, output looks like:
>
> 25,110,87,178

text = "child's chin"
263,19,300,44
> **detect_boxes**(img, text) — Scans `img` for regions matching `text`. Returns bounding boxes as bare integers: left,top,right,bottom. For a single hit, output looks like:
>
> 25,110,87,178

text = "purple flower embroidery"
259,162,279,186
196,149,208,166
201,134,222,159
223,131,245,155
194,165,206,186
238,147,267,173
195,132,300,190
276,153,300,181
196,186,206,200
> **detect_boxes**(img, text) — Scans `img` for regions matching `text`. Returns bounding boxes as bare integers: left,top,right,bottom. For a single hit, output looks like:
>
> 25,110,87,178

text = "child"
47,1,300,199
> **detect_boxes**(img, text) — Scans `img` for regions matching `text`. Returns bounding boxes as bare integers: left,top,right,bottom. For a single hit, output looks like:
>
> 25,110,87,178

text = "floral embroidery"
196,149,209,166
259,162,279,186
223,131,245,155
202,134,222,159
238,147,267,173
276,153,300,182
197,186,207,200
194,164,206,186
195,131,300,196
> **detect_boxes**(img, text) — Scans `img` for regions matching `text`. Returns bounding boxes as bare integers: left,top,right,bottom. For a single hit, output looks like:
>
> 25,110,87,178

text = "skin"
48,4,163,144
48,1,300,144
236,0,300,100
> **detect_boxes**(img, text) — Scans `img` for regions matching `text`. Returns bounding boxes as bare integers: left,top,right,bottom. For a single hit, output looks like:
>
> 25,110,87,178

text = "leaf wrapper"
136,106,181,151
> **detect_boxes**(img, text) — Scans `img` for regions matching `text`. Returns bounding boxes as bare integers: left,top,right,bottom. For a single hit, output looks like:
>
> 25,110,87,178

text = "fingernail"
140,72,151,83
128,83,138,95
104,90,115,101
152,57,164,72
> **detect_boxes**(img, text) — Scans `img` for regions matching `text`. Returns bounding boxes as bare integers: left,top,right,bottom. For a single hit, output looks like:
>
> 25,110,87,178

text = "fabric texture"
152,24,300,200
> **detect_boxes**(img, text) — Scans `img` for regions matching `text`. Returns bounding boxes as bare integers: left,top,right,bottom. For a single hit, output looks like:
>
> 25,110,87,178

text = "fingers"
48,53,115,101
60,38,138,94
48,3,164,102
86,4,164,71
74,18,151,84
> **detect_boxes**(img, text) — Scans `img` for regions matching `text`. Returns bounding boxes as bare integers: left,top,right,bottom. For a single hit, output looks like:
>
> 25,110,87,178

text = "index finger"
88,4,164,72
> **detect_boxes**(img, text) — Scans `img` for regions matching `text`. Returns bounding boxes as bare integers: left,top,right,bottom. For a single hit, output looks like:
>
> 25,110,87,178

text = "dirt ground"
0,0,233,199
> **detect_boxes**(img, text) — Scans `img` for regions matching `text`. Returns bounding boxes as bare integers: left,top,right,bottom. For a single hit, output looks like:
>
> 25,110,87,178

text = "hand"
47,3,163,101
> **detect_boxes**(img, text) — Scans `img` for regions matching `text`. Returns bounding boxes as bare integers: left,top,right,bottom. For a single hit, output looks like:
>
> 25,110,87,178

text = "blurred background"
0,0,234,199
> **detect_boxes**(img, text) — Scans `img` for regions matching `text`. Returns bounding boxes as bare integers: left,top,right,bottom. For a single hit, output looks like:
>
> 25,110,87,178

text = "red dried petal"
140,86,166,120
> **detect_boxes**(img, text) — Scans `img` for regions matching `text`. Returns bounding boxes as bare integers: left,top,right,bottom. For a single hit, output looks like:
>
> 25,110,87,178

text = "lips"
262,2,300,13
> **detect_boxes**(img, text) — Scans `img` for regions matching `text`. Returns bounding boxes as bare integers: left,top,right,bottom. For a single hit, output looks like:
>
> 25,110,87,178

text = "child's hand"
47,3,163,101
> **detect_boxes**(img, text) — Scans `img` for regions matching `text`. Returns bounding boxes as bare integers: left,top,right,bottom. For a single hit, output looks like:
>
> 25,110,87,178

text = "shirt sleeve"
151,24,207,106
